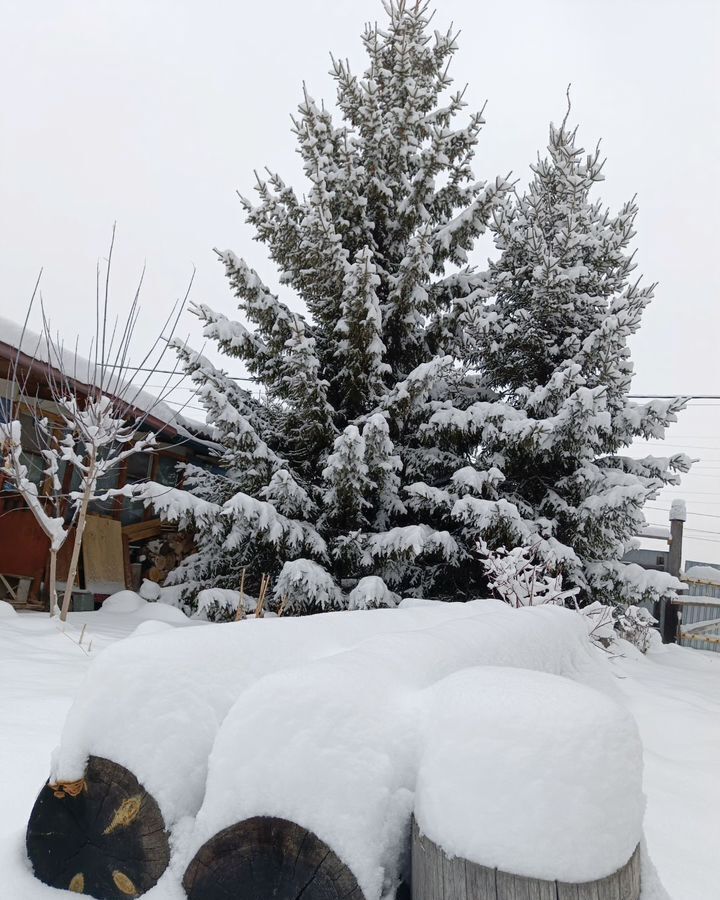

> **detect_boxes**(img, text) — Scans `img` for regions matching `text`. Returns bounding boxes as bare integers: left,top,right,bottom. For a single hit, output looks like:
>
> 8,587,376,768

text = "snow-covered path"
0,608,718,899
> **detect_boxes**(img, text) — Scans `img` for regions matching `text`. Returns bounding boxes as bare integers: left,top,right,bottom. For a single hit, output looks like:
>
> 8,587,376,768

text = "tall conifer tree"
440,115,691,606
155,1,513,612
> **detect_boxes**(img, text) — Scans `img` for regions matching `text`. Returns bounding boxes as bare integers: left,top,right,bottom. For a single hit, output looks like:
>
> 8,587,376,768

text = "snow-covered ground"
1,603,718,899
611,643,720,900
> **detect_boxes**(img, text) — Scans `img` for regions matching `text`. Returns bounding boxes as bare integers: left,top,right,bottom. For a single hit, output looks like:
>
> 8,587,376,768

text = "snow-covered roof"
0,315,212,444
683,565,720,586
637,524,670,541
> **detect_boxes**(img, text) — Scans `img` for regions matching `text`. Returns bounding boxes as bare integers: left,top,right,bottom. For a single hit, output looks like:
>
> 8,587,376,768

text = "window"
0,396,12,424
156,454,181,488
18,413,45,488
120,450,153,525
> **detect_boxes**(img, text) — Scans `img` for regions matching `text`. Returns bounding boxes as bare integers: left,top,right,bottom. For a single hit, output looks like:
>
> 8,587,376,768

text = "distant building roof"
0,315,214,447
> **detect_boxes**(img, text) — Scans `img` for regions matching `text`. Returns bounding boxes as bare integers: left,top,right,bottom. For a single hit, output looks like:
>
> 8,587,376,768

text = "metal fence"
675,577,720,652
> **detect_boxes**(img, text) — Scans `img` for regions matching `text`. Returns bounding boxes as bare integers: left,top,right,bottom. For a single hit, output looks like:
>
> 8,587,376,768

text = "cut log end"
183,816,365,900
26,755,170,899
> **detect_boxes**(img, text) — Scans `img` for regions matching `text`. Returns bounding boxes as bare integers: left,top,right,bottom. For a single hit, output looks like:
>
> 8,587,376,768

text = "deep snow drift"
190,606,624,900
0,602,718,899
56,597,567,825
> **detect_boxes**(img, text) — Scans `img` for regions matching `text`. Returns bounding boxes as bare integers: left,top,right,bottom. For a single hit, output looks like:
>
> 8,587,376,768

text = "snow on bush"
189,604,612,899
273,559,344,613
615,605,658,653
578,600,617,646
416,667,643,883
195,587,253,621
50,603,501,825
0,599,17,617
479,543,663,653
478,540,579,607
348,576,399,610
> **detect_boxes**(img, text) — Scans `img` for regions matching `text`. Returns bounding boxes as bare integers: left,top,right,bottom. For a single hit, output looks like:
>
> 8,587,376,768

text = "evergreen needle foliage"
147,3,687,615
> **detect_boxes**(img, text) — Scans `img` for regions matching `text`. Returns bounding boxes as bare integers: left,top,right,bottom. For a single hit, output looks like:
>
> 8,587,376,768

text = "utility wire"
646,505,720,520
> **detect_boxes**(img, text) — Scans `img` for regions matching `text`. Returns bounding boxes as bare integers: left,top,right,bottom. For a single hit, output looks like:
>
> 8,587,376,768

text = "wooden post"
59,446,96,622
663,501,686,643
411,817,640,900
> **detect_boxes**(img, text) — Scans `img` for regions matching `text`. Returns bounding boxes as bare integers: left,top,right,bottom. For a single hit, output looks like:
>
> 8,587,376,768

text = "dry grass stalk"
235,567,247,621
254,574,270,618
276,593,289,617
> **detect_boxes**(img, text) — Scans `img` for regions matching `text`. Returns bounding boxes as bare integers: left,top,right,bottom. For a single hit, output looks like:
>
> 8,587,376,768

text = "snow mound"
189,605,612,900
52,602,507,825
157,583,187,608
0,600,17,617
139,579,161,601
99,590,147,613
134,602,191,625
130,620,174,638
416,667,644,884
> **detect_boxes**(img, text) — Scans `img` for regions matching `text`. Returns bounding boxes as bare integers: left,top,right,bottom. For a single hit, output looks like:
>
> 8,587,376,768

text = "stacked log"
183,816,364,900
26,756,169,898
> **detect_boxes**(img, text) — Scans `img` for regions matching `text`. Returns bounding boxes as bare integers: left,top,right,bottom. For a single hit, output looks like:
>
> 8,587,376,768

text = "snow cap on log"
49,602,515,827
415,667,644,884
185,604,610,900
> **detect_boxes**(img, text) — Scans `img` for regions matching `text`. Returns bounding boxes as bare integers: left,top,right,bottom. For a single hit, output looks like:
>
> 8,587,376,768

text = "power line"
646,506,720,520
645,520,720,538
628,395,720,400
132,376,720,394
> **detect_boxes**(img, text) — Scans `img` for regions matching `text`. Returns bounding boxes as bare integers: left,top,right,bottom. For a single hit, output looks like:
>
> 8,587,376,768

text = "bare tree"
1,229,194,620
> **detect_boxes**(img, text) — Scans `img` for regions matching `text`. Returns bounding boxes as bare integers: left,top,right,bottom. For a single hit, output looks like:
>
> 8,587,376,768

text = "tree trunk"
48,548,57,616
183,816,365,900
26,755,170,899
411,818,641,900
60,450,95,622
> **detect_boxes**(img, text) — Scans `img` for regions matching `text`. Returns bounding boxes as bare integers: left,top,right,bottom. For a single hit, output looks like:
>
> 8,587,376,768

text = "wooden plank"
122,518,164,542
465,858,497,900
496,869,556,899
442,846,469,900
618,846,640,900
82,515,125,594
412,818,445,900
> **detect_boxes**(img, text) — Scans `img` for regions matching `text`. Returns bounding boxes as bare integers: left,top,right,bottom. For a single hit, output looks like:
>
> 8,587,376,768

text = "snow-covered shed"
0,316,215,608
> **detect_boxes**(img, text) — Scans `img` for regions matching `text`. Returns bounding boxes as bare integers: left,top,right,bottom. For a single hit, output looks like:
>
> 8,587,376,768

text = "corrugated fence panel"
676,577,720,652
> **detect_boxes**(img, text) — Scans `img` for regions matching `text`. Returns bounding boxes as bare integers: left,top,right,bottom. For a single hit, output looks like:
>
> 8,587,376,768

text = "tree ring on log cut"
182,815,365,900
26,755,170,898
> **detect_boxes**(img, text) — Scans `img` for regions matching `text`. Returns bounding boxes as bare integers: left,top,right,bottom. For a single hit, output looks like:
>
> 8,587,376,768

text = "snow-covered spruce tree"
432,115,690,608
147,1,514,613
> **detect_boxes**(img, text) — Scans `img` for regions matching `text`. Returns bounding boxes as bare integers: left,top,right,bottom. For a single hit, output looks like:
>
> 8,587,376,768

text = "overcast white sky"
1,0,719,562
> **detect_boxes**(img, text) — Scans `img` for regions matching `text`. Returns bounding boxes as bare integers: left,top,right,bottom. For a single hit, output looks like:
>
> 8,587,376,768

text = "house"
0,317,215,608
